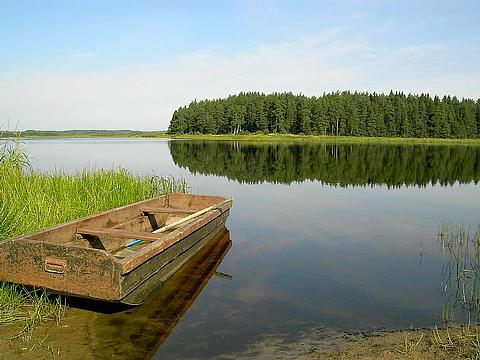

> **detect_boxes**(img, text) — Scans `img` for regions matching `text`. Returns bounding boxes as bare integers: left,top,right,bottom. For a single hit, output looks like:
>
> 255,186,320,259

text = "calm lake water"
18,138,480,358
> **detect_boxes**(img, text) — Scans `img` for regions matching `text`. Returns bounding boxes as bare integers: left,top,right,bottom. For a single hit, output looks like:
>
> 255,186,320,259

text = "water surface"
18,138,480,359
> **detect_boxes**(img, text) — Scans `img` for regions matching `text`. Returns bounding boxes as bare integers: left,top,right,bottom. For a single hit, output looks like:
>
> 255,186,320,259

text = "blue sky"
1,0,479,130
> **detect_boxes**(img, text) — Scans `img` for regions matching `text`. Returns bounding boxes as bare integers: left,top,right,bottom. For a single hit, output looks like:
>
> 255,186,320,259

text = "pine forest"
168,91,480,139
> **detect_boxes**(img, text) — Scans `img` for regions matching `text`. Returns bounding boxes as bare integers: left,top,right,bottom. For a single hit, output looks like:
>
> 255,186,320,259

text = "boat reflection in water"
73,227,232,359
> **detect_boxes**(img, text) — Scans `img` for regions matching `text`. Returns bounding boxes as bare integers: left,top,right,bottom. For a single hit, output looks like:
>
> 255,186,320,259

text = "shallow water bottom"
2,321,465,360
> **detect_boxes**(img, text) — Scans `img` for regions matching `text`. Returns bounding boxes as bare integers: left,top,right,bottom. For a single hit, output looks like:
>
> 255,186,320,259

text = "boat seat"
77,226,165,242
141,207,198,214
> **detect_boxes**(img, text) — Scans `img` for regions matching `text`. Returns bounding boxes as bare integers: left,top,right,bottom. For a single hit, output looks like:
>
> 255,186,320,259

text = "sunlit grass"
161,133,480,146
0,165,186,239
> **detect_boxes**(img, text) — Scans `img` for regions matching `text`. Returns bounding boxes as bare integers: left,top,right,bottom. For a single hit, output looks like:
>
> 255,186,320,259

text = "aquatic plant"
0,284,65,338
439,222,480,324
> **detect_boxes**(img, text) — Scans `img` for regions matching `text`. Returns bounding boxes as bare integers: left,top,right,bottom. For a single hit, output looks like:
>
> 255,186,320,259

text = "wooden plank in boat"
141,207,198,214
77,226,164,242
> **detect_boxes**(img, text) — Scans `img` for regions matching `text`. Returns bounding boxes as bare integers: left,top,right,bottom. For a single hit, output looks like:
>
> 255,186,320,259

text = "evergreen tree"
167,91,480,139
432,97,449,138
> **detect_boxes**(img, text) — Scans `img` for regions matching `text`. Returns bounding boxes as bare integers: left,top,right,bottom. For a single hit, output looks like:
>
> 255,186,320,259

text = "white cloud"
0,38,478,131
56,52,97,61
393,44,447,58
0,36,365,130
349,11,367,20
70,52,96,59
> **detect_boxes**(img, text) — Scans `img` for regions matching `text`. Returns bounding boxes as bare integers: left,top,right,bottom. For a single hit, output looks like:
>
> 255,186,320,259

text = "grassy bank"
0,140,186,337
162,133,480,146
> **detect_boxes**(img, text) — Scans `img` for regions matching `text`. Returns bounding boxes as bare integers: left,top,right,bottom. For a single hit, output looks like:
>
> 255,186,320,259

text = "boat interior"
16,193,228,261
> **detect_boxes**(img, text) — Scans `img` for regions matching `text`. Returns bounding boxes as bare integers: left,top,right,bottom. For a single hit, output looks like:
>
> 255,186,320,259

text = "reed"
0,136,29,170
0,136,187,336
439,222,480,324
434,222,480,357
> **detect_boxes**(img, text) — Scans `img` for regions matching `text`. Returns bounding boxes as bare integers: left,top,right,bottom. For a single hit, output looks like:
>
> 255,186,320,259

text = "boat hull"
120,209,230,305
0,193,232,304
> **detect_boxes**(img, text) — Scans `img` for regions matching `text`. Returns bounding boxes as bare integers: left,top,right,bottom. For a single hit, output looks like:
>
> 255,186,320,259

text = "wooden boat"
0,193,232,305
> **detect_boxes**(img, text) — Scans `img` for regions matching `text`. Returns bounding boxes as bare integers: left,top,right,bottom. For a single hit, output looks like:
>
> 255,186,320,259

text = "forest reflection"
169,141,480,187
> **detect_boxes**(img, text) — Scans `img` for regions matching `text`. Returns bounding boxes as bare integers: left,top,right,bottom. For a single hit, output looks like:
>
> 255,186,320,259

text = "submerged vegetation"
0,284,64,337
0,138,186,336
168,91,480,139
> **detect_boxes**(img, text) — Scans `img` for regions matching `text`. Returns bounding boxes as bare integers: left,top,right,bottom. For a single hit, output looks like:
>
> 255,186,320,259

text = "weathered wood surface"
121,217,228,304
0,193,233,303
0,241,122,300
77,226,165,242
153,198,233,233
142,207,198,214
120,210,230,303
121,201,232,274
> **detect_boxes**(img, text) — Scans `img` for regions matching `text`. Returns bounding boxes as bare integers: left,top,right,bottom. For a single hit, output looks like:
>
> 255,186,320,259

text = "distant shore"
3,131,480,145
1,130,164,139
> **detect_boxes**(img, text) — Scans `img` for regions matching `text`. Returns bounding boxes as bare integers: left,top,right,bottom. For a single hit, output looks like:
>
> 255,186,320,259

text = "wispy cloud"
57,52,96,61
393,44,447,58
0,35,366,130
0,35,478,130
349,11,368,20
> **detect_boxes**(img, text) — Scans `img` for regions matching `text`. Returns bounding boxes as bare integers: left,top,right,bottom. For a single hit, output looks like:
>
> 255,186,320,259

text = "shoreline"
161,133,480,146
0,320,473,360
3,133,480,146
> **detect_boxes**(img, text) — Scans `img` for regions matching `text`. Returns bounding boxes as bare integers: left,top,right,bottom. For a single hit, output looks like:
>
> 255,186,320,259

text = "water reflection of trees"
170,141,480,187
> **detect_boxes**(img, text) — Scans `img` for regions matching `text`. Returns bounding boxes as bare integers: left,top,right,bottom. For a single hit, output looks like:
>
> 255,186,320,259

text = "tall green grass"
0,137,29,170
0,165,186,239
0,137,187,336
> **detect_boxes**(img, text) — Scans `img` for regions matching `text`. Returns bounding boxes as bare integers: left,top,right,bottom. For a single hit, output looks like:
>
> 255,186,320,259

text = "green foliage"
0,138,29,170
0,138,186,335
0,165,186,240
168,91,480,139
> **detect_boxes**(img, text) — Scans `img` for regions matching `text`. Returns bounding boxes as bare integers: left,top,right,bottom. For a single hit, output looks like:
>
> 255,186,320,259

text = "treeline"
168,91,480,138
170,141,480,187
